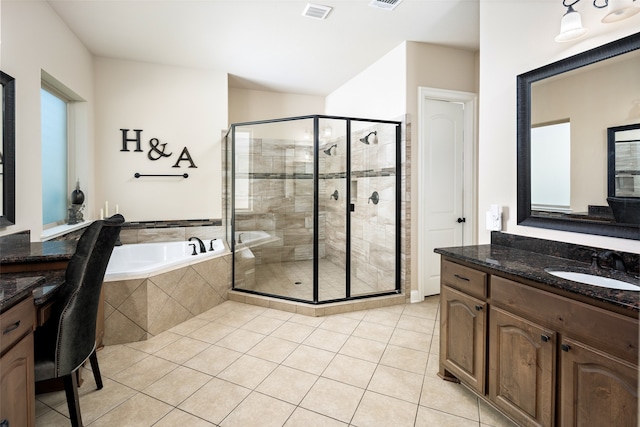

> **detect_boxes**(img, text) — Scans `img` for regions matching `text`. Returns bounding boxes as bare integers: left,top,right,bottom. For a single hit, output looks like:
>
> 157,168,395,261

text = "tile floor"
35,296,517,427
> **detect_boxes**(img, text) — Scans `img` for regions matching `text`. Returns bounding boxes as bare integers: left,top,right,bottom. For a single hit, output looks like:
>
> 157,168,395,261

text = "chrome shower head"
360,131,377,145
323,144,337,156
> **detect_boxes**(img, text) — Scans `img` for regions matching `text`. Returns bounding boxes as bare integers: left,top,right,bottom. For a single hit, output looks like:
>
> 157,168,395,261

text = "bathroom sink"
545,270,639,291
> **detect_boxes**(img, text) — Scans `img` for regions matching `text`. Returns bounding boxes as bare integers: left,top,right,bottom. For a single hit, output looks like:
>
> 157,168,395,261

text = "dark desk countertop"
435,244,639,313
0,234,76,265
0,276,47,314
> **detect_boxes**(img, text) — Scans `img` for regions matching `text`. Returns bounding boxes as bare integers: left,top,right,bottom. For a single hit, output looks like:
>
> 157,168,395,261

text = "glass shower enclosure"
225,115,401,304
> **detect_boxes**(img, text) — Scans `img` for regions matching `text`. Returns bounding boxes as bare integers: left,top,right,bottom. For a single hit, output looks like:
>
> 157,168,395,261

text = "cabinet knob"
541,335,550,342
475,305,483,311
561,344,571,352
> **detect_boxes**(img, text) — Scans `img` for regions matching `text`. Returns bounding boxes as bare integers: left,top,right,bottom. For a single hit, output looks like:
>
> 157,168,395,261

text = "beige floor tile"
300,377,364,424
425,353,440,378
318,315,361,334
143,366,212,406
415,406,479,427
479,398,519,427
41,377,136,424
284,407,348,427
35,407,73,427
352,390,418,427
112,355,178,390
338,335,387,363
402,302,439,320
220,391,295,427
167,316,210,336
246,336,299,363
397,315,435,334
183,344,243,376
214,310,260,328
154,408,216,426
215,328,266,352
362,309,401,327
270,321,315,343
420,376,479,421
187,321,237,344
352,321,394,343
282,344,336,375
96,345,149,378
368,365,424,404
178,378,251,424
430,335,440,355
389,328,432,353
303,328,349,352
90,393,172,427
322,354,377,388
123,330,182,354
256,365,318,405
380,344,429,374
289,313,325,327
261,307,296,321
218,354,277,389
241,314,286,335
153,336,210,364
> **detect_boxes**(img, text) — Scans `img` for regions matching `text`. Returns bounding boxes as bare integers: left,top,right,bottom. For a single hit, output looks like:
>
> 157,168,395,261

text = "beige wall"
94,57,228,222
229,88,325,124
478,0,640,253
0,0,94,239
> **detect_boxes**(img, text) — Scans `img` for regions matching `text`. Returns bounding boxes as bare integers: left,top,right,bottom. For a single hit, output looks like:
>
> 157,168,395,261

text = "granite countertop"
0,234,76,265
0,275,47,314
435,244,640,313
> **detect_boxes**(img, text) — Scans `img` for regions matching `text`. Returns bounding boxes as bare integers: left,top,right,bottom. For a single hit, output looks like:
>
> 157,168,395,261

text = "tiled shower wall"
227,117,410,298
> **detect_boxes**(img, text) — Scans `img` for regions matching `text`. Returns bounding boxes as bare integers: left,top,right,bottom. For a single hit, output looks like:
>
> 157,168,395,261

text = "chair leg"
63,374,83,427
88,349,103,390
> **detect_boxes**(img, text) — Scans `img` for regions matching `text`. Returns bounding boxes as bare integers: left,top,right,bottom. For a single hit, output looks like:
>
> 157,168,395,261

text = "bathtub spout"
188,237,206,253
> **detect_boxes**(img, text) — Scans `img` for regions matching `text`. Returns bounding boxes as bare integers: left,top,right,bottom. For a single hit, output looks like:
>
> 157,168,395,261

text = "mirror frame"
517,32,640,240
607,123,640,198
1,70,16,227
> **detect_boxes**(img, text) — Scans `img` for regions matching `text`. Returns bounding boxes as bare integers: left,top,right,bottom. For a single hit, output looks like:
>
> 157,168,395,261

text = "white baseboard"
410,290,423,303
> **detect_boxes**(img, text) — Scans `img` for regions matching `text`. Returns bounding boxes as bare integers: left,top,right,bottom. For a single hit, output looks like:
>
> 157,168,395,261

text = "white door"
418,89,476,299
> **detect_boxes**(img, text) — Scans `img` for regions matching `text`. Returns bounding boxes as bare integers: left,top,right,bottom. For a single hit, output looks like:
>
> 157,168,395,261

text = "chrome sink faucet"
591,250,627,274
188,236,206,253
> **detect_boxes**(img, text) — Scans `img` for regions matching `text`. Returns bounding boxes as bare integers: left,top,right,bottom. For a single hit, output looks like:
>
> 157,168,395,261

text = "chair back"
51,214,124,376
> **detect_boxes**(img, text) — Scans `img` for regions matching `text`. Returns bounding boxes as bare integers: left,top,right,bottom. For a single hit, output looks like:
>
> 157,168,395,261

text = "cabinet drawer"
0,296,35,355
441,259,487,299
491,276,638,364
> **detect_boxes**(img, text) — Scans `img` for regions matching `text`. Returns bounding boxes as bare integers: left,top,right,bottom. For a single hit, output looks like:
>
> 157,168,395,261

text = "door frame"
415,87,478,302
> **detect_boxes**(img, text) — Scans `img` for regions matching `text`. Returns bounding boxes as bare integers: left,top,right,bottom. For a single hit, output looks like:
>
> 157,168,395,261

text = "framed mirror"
1,70,16,227
517,32,640,240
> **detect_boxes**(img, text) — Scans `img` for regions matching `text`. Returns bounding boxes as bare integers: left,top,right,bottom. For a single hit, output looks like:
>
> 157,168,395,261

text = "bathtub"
235,230,279,247
104,238,227,282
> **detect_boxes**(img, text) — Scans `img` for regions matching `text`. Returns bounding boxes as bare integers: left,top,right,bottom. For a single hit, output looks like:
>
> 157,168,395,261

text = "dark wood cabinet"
489,306,555,427
439,257,638,427
0,297,36,427
559,337,637,427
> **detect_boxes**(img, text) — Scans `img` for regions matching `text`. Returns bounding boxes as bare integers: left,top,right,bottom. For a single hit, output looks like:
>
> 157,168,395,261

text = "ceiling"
46,0,479,96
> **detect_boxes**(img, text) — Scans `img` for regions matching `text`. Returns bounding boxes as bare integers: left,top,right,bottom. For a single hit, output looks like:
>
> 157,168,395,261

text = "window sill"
41,221,91,242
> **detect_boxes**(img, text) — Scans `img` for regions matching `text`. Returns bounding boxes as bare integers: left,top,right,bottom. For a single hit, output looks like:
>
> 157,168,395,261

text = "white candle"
105,201,109,217
116,204,119,214
100,208,104,220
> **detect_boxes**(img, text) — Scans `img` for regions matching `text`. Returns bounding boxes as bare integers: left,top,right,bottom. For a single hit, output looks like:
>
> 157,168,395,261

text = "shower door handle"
349,204,355,212
457,217,466,223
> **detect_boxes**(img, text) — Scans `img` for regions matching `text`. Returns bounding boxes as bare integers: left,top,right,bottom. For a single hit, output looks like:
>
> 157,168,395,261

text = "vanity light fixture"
555,0,640,43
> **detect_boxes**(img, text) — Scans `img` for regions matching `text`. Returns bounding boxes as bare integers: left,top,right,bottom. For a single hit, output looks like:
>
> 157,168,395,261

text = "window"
41,86,69,227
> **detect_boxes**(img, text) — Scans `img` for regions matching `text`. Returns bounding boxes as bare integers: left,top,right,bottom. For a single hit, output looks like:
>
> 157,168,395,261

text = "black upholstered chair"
34,214,124,427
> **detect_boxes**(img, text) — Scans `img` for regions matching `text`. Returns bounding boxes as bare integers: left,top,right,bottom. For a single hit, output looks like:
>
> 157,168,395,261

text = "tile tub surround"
35,297,517,427
103,252,232,345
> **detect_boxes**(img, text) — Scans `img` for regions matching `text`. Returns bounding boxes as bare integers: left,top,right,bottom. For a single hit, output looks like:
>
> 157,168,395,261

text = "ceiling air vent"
369,0,403,11
302,3,333,20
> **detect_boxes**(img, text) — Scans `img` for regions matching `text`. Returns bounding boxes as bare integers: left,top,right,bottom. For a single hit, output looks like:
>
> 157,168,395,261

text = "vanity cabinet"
439,258,639,427
0,296,36,427
439,260,487,394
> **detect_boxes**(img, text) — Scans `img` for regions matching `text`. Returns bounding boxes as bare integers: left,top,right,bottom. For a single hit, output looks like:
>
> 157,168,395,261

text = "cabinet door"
489,307,555,427
559,337,637,427
0,332,35,427
440,285,486,393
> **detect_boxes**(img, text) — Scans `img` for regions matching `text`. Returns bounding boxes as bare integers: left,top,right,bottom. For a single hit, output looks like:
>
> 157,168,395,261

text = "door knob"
457,217,466,223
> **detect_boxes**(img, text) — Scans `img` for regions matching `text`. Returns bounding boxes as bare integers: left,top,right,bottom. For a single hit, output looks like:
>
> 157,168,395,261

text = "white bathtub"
104,238,227,282
235,230,278,247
